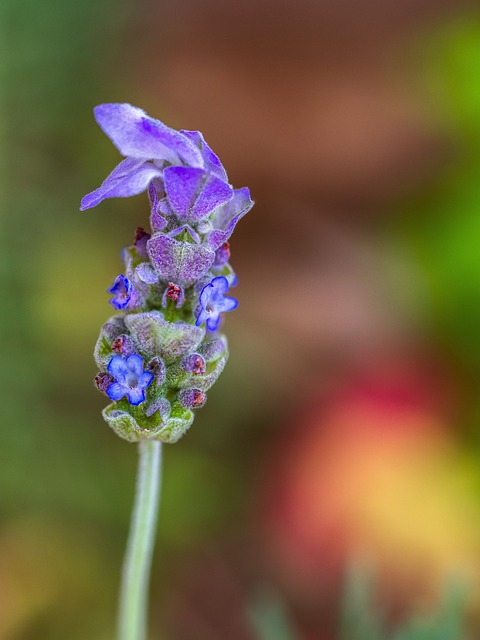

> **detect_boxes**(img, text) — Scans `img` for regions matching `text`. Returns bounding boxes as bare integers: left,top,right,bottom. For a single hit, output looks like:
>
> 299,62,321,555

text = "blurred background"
3,0,480,638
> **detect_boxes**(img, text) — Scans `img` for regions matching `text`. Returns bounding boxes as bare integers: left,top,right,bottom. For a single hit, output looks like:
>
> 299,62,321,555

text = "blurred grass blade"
391,582,467,640
248,587,298,640
340,566,385,640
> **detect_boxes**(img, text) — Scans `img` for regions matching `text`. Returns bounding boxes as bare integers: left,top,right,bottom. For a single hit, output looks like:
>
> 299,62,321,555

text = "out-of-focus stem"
118,440,162,640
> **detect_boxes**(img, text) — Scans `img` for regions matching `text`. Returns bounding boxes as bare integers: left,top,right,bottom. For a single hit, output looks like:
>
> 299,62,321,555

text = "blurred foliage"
249,588,297,640
340,570,466,640
3,0,480,637
396,14,480,373
248,574,467,640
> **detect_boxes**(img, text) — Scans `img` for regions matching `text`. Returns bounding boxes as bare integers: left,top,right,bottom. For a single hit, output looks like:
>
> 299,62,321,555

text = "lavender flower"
107,354,154,405
108,274,133,309
195,276,238,331
84,103,253,444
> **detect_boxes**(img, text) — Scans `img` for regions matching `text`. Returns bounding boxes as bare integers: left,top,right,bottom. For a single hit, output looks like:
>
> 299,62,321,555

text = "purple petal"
108,157,146,179
158,200,173,216
195,308,209,327
208,187,254,248
213,276,229,294
107,382,126,401
206,314,221,332
221,296,238,312
108,355,129,381
148,182,158,210
141,371,154,387
147,235,215,286
81,162,163,210
127,387,146,406
164,167,233,223
180,130,228,181
93,103,204,166
127,354,144,378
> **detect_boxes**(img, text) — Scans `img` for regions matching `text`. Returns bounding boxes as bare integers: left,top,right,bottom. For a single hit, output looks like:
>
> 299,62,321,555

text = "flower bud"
178,389,207,409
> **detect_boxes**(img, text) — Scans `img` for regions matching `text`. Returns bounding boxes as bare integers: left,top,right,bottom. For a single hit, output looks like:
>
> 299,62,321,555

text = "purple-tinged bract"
164,166,233,223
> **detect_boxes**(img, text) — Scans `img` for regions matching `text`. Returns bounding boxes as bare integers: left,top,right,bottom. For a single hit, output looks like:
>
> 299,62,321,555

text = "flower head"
107,353,154,405
108,274,133,309
195,276,238,331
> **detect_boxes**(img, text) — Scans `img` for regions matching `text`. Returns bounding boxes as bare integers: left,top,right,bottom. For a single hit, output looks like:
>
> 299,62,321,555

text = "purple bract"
80,103,228,211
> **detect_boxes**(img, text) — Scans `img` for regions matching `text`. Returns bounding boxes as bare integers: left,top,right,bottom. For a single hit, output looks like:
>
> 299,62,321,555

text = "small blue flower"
108,275,132,309
195,276,238,331
106,354,154,405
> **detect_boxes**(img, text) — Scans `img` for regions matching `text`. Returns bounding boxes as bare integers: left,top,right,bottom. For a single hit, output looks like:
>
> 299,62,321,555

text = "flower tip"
93,102,145,129
80,191,101,211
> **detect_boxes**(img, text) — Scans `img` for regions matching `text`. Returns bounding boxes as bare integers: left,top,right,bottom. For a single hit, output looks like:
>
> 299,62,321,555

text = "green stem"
118,440,162,640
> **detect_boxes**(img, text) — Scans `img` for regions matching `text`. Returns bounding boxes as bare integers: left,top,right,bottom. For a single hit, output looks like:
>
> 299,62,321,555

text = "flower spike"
84,103,253,443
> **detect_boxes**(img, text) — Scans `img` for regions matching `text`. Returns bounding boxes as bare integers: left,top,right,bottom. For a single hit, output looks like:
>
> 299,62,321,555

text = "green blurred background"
3,0,480,638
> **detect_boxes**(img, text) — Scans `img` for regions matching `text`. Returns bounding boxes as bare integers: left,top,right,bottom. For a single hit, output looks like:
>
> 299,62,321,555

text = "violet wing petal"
208,187,254,249
93,103,203,166
148,182,158,210
180,130,228,181
164,166,233,223
81,162,163,210
164,167,204,218
108,156,146,179
147,234,215,286
193,174,233,222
